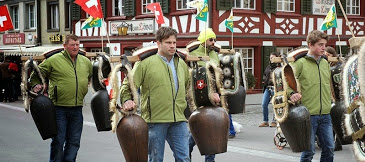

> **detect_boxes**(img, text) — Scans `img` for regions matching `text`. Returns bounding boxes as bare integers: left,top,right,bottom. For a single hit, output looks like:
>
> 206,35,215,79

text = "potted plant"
245,72,257,89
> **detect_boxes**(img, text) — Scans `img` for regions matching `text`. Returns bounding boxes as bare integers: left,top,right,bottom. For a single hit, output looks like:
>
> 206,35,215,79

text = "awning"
3,45,63,56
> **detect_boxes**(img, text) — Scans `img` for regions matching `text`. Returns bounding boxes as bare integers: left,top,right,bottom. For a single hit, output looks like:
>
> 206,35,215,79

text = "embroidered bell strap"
347,96,365,114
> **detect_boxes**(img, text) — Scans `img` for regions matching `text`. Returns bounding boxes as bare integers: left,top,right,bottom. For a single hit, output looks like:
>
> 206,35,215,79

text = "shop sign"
313,0,335,15
109,19,155,35
3,33,25,44
49,34,65,42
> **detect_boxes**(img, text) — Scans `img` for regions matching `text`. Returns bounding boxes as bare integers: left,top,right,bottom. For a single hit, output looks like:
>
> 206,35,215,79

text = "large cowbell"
116,114,148,162
23,58,57,140
30,94,57,140
219,53,246,114
189,63,229,155
189,106,229,155
90,55,112,132
90,89,112,131
330,63,351,145
109,58,148,162
272,63,311,152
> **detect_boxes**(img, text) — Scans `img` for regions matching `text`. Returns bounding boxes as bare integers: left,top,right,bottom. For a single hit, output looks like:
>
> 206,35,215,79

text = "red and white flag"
74,0,104,18
146,3,165,24
0,5,14,32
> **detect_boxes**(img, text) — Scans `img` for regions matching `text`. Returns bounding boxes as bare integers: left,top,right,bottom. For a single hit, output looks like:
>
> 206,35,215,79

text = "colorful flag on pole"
146,3,165,24
196,0,208,22
75,0,104,18
225,9,234,32
0,5,14,32
321,4,337,31
81,16,102,29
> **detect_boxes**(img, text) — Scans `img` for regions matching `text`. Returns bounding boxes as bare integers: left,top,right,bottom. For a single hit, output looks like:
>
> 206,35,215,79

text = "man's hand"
212,93,220,103
32,84,43,93
290,93,302,103
122,100,136,111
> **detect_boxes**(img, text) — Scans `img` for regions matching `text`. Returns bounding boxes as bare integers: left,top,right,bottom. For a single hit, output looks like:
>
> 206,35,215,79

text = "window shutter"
124,0,135,16
100,0,106,17
216,0,232,10
157,0,170,13
71,0,80,20
261,46,277,79
301,0,312,15
262,0,277,13
335,0,346,16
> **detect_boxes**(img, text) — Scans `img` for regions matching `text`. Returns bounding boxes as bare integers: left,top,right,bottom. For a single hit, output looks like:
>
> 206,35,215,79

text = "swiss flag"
74,0,103,18
0,5,14,32
146,3,165,24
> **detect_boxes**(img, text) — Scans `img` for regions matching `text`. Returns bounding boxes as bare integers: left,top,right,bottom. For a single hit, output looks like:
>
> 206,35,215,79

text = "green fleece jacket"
189,45,219,66
120,54,190,123
30,51,92,107
288,55,331,115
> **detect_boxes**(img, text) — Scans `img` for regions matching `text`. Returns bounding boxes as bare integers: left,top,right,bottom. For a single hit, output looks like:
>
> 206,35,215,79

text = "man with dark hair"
289,30,334,161
31,34,92,162
120,26,190,162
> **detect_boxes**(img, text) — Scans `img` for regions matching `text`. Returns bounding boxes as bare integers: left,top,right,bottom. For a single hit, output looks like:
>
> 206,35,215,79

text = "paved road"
0,92,357,162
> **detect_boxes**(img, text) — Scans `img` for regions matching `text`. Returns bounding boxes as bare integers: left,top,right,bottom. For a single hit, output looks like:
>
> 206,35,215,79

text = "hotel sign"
3,33,25,44
109,19,155,35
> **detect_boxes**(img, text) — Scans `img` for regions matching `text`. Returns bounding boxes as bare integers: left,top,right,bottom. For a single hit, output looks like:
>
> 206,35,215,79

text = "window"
346,0,360,15
177,0,194,10
26,3,36,29
114,0,124,16
277,0,294,12
142,0,156,14
277,47,293,55
48,1,59,29
233,0,255,10
236,48,254,74
65,0,71,29
9,5,19,30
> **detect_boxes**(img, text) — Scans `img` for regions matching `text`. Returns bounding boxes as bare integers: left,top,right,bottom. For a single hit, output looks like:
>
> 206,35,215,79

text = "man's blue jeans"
261,88,275,122
189,133,215,162
301,114,334,162
50,106,83,162
148,122,190,162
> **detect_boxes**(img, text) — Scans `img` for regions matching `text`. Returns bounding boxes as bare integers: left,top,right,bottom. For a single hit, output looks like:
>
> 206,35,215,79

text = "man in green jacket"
289,30,334,162
31,34,92,162
120,27,190,162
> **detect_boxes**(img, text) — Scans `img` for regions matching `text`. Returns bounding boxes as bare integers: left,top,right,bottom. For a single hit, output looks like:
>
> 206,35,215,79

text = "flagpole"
337,29,342,57
101,19,104,53
102,18,111,55
231,9,233,50
336,0,355,37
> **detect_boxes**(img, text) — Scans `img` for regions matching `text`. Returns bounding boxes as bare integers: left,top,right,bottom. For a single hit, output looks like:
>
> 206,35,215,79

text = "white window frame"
277,47,293,55
142,0,156,14
176,0,194,10
10,5,19,30
50,3,59,29
113,0,124,16
233,0,255,10
277,0,295,12
235,47,254,74
346,0,360,15
26,3,36,29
